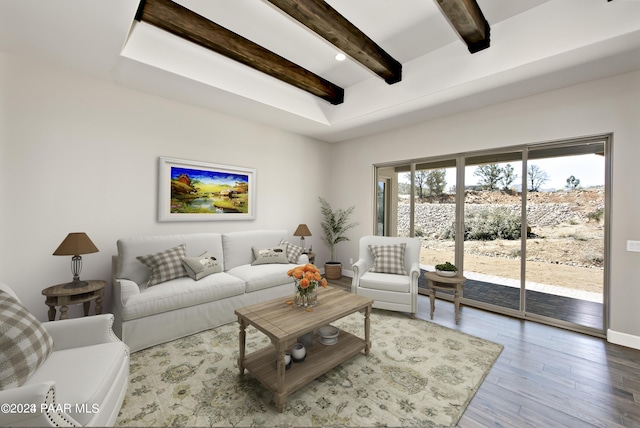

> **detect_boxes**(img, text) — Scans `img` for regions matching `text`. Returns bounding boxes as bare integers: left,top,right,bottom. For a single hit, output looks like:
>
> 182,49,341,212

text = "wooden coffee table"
234,286,373,412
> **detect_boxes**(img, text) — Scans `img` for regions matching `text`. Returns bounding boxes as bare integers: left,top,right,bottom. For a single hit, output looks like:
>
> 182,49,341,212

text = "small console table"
42,280,105,321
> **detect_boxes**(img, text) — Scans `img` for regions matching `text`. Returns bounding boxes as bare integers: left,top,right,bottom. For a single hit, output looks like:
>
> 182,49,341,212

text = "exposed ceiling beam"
266,0,402,85
435,0,490,54
136,0,344,105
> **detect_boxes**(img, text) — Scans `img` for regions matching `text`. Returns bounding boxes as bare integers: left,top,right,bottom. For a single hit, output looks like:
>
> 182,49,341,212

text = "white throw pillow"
182,251,223,280
251,245,289,265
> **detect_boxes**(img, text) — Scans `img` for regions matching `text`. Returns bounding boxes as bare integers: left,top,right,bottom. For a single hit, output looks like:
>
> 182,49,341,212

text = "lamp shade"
293,224,312,237
53,233,99,256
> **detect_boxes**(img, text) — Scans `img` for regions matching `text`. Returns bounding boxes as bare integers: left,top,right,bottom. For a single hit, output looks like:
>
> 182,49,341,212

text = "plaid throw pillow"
0,291,54,389
280,239,303,263
369,243,407,275
137,244,188,286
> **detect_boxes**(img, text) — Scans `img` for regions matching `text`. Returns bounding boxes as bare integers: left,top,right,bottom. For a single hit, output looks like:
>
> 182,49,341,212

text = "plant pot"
324,262,342,280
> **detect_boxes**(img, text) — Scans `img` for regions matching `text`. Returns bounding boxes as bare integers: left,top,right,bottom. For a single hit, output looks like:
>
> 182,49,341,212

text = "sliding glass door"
376,136,610,336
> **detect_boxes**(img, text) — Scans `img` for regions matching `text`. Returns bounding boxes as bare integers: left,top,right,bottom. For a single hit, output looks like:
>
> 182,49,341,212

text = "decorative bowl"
318,325,339,345
436,270,457,277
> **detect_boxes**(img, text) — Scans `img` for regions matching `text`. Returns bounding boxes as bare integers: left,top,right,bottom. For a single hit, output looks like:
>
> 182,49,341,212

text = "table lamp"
53,232,99,288
293,224,312,253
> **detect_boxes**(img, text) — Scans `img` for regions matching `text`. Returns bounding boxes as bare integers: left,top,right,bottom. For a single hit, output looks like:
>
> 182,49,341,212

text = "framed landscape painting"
158,157,256,222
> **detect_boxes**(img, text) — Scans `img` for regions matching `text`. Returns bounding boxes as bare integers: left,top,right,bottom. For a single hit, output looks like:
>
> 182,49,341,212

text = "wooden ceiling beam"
136,0,344,105
435,0,490,54
266,0,402,85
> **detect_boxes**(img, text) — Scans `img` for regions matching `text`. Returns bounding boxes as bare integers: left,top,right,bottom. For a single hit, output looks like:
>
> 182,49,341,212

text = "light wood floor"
329,278,640,427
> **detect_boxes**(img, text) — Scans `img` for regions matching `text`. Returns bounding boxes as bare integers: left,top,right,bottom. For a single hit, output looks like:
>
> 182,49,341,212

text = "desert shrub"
587,208,604,223
440,206,522,241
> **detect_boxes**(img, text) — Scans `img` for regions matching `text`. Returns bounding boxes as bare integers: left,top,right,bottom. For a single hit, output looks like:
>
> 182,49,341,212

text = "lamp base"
63,279,89,289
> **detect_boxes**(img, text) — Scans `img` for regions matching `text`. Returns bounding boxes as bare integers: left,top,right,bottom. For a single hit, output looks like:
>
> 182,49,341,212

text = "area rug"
116,310,502,427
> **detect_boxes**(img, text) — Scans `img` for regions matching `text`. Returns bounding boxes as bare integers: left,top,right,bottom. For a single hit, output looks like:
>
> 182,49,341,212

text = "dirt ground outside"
414,189,605,295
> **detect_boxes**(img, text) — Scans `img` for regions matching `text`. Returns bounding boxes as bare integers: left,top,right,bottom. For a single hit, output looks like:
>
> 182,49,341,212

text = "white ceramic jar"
291,343,306,362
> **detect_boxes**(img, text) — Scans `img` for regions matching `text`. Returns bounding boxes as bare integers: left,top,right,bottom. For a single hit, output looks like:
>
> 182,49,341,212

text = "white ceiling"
2,0,640,143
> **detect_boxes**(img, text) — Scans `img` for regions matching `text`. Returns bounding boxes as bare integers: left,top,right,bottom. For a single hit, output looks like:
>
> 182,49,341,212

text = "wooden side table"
42,280,105,321
304,252,316,265
423,271,467,324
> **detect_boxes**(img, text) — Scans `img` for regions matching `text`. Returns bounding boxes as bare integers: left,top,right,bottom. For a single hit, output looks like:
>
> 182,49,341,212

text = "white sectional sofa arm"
43,314,126,352
0,381,81,427
297,254,310,264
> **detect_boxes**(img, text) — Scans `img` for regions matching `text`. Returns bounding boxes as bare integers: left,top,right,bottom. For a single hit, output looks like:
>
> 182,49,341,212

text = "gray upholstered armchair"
351,236,421,317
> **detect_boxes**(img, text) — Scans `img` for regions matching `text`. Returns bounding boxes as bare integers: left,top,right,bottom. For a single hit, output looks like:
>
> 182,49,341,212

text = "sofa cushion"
227,264,295,293
280,239,304,264
182,251,222,280
119,273,245,321
368,243,407,275
137,244,188,286
24,341,127,426
251,245,289,265
0,291,54,389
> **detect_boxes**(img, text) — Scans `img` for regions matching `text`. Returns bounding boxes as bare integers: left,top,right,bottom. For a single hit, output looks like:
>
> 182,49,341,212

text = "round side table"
423,271,467,324
42,280,105,321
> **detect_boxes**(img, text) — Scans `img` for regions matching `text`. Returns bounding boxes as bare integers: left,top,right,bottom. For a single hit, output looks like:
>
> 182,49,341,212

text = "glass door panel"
413,160,457,268
463,153,523,311
524,143,605,330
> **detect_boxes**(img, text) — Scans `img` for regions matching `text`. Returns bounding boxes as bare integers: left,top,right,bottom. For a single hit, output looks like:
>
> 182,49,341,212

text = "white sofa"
0,282,129,427
112,229,308,352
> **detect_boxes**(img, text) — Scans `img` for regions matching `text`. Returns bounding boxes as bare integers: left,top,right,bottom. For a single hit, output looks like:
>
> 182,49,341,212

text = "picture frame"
158,157,256,222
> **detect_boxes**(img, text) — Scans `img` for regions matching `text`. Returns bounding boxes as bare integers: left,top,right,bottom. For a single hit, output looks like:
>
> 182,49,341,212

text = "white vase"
291,343,306,362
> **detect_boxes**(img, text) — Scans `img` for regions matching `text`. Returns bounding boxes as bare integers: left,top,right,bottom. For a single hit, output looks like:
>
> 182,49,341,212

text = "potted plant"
435,261,458,277
319,197,358,280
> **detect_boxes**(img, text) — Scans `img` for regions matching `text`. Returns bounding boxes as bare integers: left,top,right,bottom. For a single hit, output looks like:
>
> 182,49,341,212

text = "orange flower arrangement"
287,264,327,296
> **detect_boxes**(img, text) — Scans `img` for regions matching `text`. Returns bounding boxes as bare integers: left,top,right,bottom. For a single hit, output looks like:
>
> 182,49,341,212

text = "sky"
171,167,248,185
402,154,605,191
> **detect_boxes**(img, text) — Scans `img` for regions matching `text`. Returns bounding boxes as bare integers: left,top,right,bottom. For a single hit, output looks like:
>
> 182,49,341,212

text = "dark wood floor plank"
329,278,640,427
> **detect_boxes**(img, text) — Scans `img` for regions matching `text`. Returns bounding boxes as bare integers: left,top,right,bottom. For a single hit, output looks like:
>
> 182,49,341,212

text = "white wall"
331,70,640,348
0,54,331,320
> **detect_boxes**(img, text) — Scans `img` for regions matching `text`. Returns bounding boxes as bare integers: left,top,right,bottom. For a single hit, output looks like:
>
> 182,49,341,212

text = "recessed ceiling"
1,0,640,142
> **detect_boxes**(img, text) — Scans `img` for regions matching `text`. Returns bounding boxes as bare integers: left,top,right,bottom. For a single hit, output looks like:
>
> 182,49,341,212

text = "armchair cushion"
359,272,411,293
369,243,407,275
0,291,54,389
136,244,187,286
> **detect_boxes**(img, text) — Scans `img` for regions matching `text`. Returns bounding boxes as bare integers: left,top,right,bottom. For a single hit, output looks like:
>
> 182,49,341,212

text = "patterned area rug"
116,310,502,427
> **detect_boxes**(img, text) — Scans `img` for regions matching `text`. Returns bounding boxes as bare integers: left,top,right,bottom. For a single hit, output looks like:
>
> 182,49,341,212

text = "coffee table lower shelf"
242,330,365,408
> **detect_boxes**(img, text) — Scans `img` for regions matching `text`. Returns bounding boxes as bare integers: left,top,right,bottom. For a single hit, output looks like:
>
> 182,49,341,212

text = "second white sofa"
112,229,308,352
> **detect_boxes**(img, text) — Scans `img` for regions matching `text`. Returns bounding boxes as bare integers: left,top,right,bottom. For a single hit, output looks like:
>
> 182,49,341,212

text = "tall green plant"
319,197,359,262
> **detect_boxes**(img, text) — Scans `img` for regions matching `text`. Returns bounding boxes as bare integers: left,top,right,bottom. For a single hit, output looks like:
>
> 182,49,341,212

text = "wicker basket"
324,263,342,280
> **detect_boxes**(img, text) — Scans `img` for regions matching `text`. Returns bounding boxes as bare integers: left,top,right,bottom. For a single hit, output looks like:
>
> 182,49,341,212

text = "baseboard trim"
607,329,640,350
